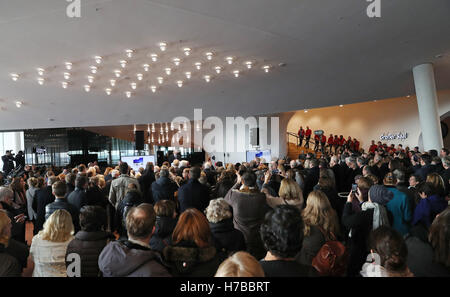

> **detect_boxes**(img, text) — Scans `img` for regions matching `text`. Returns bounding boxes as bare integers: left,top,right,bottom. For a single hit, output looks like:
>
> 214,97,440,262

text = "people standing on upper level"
305,126,312,149
298,126,305,147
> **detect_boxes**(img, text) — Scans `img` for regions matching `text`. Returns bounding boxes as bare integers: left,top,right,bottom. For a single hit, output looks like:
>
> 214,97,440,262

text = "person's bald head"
126,203,156,241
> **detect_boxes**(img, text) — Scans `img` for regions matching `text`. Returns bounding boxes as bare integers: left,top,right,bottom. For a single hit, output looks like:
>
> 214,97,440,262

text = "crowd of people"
0,144,449,277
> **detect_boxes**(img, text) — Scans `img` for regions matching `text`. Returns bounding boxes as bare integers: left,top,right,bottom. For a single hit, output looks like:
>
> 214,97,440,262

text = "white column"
412,63,443,151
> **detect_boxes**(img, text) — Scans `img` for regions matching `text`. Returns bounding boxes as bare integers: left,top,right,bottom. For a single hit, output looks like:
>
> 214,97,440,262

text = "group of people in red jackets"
297,126,360,154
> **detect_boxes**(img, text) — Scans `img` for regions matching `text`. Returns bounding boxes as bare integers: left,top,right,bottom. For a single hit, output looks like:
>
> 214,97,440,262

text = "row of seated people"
0,147,449,276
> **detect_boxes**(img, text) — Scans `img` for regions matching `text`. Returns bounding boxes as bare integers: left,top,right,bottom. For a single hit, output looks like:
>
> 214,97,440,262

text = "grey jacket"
26,187,38,220
108,175,141,209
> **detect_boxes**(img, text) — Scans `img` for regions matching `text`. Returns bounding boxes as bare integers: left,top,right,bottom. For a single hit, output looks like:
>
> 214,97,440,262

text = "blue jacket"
386,186,412,236
413,195,448,228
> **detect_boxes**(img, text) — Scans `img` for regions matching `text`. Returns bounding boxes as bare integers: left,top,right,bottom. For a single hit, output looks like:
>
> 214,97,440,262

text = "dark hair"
52,181,67,197
126,203,156,239
429,207,450,267
417,182,436,197
242,171,257,187
420,154,431,165
369,226,408,273
260,205,304,258
189,166,201,180
154,200,176,217
119,162,129,175
79,206,107,232
75,175,88,188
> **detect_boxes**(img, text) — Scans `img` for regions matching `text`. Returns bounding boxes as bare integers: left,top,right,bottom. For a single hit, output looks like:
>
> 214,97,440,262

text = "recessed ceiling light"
150,54,158,62
90,66,98,74
205,52,213,60
157,77,164,84
125,49,134,58
173,58,181,66
114,70,121,77
183,48,191,56
215,66,222,74
130,82,137,90
84,85,91,92
226,57,234,65
61,81,68,89
94,56,102,64
304,109,308,113
110,79,116,87
165,68,172,75
125,91,132,98
150,85,157,93
63,72,71,80
37,77,45,85
105,88,112,95
185,72,191,79
137,73,143,81
177,80,183,87
10,73,19,81
245,61,253,69
37,68,45,76
15,101,23,108
87,75,94,83
233,70,240,78
65,62,72,70
262,65,271,73
195,62,202,70
119,60,127,68
159,42,167,51
406,95,411,98
143,64,150,72
204,75,211,82
339,104,343,107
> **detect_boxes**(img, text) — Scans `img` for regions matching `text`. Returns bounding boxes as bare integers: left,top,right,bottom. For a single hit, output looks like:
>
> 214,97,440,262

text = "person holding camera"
1,151,15,176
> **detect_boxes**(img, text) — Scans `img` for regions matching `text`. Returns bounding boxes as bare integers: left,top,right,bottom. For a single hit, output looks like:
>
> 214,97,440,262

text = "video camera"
3,165,25,186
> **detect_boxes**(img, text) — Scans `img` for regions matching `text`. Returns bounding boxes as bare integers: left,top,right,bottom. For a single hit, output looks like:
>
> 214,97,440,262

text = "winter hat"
368,185,393,205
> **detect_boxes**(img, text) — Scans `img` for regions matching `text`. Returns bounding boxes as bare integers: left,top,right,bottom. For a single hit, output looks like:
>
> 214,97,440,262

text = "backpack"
311,227,348,276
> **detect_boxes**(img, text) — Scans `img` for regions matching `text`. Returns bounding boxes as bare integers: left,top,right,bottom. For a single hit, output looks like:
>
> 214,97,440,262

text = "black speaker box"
135,130,145,150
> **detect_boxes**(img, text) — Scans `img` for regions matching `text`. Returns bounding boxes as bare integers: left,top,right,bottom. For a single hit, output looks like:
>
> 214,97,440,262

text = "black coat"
296,225,326,266
149,216,177,253
5,239,29,269
178,179,210,213
341,202,374,276
115,190,144,237
65,183,75,198
151,177,178,203
67,187,87,211
86,186,107,208
45,198,80,232
138,171,156,204
415,164,436,182
1,155,15,175
209,218,246,254
0,244,21,277
33,186,55,232
0,201,26,243
162,241,226,277
304,166,320,198
66,230,114,277
259,260,316,277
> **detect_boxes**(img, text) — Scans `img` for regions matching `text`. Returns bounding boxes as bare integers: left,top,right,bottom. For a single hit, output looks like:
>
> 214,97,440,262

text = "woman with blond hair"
215,251,264,277
297,190,340,266
426,172,446,198
0,210,22,276
29,209,74,277
262,178,303,211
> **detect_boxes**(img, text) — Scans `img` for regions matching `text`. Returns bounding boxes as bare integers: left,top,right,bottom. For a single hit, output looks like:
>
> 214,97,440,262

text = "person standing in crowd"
99,203,171,277
262,177,304,211
138,162,156,204
361,226,413,277
65,173,76,198
313,133,320,152
298,126,305,147
305,126,312,149
178,166,210,213
65,206,114,277
353,138,360,153
215,251,265,277
0,210,22,277
33,176,57,234
327,134,334,154
320,133,327,153
2,151,15,176
151,166,178,204
205,198,246,255
67,175,88,211
149,200,178,253
29,209,75,277
163,208,226,276
224,170,271,260
412,182,448,230
108,162,140,209
0,187,26,244
259,205,316,276
415,154,435,182
26,177,39,230
333,135,340,154
45,181,80,232
14,151,25,169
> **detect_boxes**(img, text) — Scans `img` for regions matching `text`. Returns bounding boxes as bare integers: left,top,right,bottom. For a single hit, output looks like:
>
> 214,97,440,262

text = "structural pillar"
412,63,443,151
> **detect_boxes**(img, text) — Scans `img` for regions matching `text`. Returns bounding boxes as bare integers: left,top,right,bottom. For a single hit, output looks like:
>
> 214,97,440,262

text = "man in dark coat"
303,159,320,198
1,151,15,176
45,181,80,232
14,151,25,169
67,175,88,211
178,167,210,213
33,176,57,233
414,154,435,182
98,204,171,277
151,167,178,203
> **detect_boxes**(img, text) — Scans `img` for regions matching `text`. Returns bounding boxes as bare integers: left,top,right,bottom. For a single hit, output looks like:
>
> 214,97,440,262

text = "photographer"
14,151,25,169
1,151,15,176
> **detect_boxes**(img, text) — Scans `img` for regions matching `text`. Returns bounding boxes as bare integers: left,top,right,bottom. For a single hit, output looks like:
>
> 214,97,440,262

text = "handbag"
311,227,348,276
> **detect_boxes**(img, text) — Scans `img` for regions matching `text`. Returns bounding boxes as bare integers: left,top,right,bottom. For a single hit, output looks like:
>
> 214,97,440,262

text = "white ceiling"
0,0,450,131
